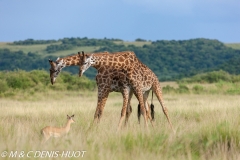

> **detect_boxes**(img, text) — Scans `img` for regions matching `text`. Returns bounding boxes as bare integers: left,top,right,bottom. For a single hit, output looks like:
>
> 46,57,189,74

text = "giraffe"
79,51,174,131
48,52,154,127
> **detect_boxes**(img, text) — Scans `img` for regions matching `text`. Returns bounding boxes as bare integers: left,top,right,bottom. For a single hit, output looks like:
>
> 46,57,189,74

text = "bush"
177,84,189,94
0,70,96,96
192,85,204,94
163,85,176,94
0,79,8,93
6,72,35,89
179,70,237,83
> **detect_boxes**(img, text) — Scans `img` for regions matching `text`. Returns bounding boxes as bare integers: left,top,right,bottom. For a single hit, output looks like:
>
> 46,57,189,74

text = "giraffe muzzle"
79,70,83,77
51,77,56,85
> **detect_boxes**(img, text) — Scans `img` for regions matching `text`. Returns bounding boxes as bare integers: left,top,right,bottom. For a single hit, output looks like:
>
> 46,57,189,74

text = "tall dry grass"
0,91,240,160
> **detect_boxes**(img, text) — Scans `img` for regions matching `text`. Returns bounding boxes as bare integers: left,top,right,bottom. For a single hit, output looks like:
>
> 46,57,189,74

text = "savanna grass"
0,91,240,160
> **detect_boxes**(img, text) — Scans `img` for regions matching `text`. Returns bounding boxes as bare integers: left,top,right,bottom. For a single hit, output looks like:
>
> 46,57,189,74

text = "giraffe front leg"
124,90,133,126
94,88,110,124
117,87,130,131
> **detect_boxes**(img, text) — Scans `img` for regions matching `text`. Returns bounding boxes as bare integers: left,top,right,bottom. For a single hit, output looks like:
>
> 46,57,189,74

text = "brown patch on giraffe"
119,56,124,62
104,70,109,75
124,59,129,66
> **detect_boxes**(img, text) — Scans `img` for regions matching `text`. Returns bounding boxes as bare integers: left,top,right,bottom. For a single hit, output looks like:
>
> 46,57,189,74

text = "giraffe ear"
58,59,63,64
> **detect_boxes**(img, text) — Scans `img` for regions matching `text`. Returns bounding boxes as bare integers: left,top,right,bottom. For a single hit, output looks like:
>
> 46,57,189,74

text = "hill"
0,38,240,81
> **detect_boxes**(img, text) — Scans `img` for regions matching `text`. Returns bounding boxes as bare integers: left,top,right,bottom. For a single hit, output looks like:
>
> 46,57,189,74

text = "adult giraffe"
79,51,174,131
48,52,154,127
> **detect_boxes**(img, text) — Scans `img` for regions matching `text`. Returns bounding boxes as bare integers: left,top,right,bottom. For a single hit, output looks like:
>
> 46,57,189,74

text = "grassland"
0,40,150,58
0,89,240,160
0,42,100,58
225,43,240,50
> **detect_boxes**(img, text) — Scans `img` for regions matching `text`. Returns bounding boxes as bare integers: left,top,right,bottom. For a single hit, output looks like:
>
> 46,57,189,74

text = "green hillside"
0,38,240,81
225,43,240,50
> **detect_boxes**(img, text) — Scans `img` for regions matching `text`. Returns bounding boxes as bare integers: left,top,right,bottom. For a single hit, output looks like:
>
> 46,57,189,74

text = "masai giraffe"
48,52,154,127
79,51,174,131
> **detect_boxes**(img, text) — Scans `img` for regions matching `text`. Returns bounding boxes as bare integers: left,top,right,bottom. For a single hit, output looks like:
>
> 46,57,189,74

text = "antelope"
41,115,75,143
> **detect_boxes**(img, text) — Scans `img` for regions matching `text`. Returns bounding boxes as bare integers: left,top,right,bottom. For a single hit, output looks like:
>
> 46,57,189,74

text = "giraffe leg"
117,87,130,131
145,101,154,127
124,90,133,126
133,89,148,129
153,82,174,132
138,101,149,124
94,88,110,124
143,91,154,128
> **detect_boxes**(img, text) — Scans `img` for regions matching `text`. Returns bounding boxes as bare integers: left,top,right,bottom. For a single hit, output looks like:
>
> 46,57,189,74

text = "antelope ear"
56,57,60,61
49,59,53,63
71,115,75,117
82,51,85,57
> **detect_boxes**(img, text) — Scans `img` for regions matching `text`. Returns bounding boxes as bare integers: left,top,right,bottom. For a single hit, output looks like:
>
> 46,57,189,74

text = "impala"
41,115,75,143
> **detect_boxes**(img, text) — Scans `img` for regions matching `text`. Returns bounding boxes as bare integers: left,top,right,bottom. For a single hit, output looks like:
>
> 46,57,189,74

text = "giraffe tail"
150,90,155,121
137,104,141,124
150,103,155,121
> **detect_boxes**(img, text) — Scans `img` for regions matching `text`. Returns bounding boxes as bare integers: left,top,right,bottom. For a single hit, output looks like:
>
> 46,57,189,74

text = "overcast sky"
0,0,239,42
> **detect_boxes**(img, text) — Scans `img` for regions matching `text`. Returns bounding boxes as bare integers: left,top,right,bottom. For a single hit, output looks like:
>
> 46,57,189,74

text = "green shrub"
179,70,236,83
192,85,204,94
6,72,34,89
0,70,96,94
163,85,176,94
177,84,189,94
0,79,8,93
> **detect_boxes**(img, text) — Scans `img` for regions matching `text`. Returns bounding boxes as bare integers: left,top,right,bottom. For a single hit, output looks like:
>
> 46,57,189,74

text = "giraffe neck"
89,51,136,71
57,54,80,67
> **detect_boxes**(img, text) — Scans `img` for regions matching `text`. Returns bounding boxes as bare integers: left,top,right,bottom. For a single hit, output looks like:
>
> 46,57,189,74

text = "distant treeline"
1,38,240,81
11,38,57,45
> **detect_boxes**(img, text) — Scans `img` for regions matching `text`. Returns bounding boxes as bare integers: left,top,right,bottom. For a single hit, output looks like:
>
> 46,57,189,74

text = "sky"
0,0,240,43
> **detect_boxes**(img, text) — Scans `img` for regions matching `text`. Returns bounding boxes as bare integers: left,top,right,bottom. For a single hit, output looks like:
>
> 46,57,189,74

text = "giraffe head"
78,51,93,77
48,58,65,85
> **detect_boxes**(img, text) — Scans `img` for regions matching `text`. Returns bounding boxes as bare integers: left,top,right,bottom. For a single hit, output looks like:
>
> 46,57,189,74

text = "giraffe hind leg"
133,89,148,129
153,82,174,132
